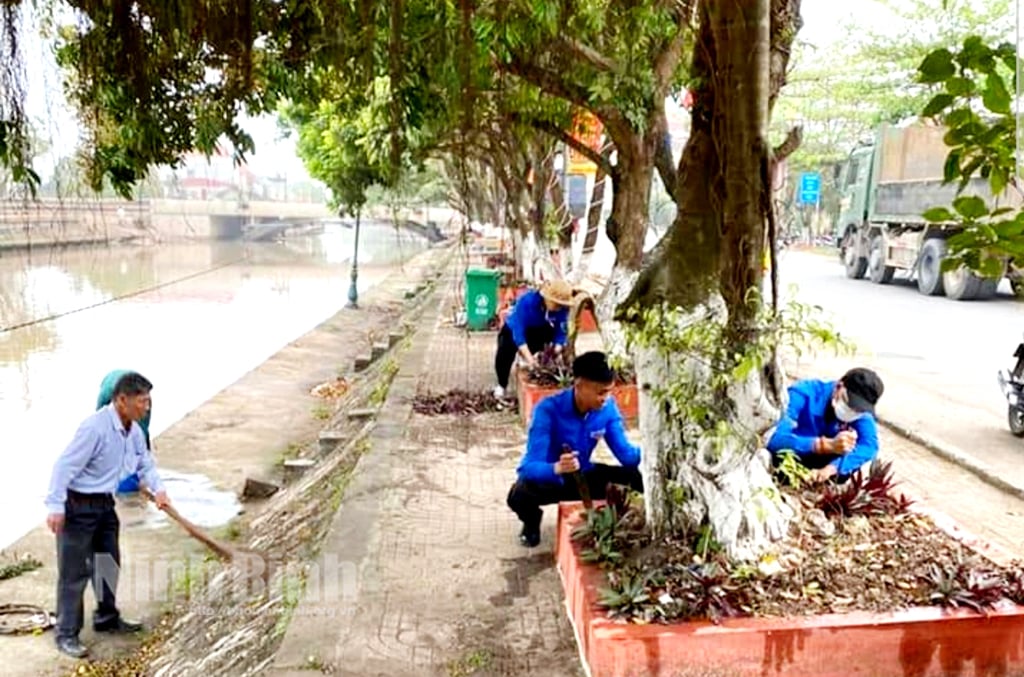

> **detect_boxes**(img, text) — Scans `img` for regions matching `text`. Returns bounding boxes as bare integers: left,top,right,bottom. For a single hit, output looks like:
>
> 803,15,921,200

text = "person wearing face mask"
766,367,884,483
506,351,643,547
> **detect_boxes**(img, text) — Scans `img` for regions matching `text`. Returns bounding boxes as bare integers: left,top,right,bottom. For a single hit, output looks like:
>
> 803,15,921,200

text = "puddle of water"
117,469,242,531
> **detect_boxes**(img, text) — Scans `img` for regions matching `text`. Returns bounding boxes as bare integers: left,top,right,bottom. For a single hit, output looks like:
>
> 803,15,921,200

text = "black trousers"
494,323,555,388
56,491,122,639
506,464,644,529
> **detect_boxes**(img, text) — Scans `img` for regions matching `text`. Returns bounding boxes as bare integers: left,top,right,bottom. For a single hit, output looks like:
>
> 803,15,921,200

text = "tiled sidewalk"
271,273,582,676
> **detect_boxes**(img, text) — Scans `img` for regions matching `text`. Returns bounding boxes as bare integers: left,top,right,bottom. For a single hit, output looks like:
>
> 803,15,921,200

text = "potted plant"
555,461,1024,677
516,347,639,426
516,346,573,426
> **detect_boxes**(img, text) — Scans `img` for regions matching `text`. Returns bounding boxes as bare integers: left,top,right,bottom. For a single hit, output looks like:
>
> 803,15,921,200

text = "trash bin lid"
466,268,502,278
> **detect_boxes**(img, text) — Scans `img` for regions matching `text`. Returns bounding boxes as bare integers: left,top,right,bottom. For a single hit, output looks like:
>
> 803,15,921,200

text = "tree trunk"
594,130,655,359
621,0,801,560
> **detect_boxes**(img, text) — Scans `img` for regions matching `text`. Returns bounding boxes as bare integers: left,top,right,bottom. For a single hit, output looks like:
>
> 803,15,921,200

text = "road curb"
878,416,1024,502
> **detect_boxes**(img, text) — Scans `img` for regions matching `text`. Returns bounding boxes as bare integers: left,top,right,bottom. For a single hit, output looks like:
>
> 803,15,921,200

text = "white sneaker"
493,385,505,398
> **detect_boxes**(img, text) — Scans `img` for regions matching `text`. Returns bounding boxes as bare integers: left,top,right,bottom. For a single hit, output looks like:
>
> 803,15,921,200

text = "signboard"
566,174,589,218
567,113,604,176
798,172,821,205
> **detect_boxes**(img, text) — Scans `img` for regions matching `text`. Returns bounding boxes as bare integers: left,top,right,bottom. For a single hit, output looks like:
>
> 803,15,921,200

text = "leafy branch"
917,35,1023,276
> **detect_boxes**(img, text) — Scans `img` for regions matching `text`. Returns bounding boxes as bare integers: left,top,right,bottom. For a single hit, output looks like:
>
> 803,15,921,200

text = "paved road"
778,249,1024,490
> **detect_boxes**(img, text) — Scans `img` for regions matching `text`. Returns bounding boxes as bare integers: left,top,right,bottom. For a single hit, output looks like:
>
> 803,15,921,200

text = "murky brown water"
0,223,429,547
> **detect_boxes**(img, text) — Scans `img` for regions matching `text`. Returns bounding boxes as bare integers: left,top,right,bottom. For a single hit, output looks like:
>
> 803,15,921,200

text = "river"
0,222,431,548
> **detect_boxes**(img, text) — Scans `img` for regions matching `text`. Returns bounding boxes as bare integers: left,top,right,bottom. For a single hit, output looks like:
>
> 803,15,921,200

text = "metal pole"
347,208,361,308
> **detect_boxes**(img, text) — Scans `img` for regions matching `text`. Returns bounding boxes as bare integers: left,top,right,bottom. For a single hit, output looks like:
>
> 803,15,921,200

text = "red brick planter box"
517,371,638,428
576,308,599,333
555,502,1024,677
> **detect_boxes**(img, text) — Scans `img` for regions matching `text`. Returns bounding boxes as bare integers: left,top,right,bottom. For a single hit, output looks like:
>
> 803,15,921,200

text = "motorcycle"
997,337,1024,437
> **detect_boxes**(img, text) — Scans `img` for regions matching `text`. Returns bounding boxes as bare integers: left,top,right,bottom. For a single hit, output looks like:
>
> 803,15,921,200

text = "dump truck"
835,122,1021,300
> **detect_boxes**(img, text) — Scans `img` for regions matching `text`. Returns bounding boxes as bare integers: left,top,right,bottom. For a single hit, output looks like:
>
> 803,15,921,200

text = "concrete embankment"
0,244,452,677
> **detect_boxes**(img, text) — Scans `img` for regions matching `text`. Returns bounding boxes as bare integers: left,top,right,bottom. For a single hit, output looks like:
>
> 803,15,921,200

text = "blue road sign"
798,172,821,205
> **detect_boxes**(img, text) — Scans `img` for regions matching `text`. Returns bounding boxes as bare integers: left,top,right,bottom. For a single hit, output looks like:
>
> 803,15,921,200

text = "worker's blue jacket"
517,389,641,484
505,289,568,347
766,378,878,477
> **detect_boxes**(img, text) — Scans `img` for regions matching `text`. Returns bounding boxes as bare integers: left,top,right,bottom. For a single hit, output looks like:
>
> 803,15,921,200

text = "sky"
14,1,1019,186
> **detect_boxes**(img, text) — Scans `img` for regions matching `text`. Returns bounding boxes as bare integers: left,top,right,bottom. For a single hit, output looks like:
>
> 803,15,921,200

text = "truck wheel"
975,277,999,300
943,266,998,301
842,231,867,280
867,234,895,284
916,238,946,296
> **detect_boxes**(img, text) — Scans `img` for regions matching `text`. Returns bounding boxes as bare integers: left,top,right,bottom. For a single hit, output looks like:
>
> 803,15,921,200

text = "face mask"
833,397,863,423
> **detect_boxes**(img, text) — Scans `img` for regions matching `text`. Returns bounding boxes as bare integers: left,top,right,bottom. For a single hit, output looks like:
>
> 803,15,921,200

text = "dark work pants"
56,491,122,639
494,323,555,388
506,465,644,529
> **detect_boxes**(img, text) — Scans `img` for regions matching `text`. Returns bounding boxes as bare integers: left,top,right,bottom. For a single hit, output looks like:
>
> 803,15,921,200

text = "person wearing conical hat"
493,279,573,398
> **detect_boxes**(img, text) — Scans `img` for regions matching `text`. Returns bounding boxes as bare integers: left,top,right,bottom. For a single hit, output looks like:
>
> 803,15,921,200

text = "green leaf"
990,166,1007,196
982,73,1012,115
943,151,962,183
952,195,989,219
922,93,954,117
918,48,956,83
923,206,955,222
957,36,990,71
945,77,974,97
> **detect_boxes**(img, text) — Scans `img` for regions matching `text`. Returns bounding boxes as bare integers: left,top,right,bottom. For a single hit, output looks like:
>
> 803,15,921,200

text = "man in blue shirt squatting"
492,279,573,398
506,351,643,547
96,369,153,494
45,372,171,659
766,368,885,483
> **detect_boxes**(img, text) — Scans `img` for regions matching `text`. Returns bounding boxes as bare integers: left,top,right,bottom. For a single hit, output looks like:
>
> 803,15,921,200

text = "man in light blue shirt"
95,368,153,493
45,372,170,659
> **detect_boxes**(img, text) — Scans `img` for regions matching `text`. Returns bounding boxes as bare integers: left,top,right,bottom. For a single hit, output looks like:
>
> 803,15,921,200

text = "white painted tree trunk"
634,298,793,561
521,232,559,282
594,264,638,362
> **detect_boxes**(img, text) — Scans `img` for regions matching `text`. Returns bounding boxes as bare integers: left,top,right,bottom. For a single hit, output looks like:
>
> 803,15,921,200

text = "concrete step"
318,430,348,455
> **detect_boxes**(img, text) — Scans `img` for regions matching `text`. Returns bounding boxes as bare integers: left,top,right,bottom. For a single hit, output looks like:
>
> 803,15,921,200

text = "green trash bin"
465,268,502,331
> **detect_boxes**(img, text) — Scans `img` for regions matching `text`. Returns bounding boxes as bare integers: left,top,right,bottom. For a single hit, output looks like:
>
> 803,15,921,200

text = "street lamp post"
347,207,361,308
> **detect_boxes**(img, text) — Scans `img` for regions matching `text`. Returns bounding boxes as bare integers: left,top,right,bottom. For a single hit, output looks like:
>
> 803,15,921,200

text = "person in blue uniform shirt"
492,279,573,398
766,367,884,483
96,369,153,493
506,351,643,547
45,372,171,659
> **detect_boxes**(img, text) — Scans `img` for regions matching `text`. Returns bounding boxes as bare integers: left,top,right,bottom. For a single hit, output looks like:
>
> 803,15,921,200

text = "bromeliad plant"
924,559,1009,613
816,459,914,518
572,505,625,568
525,346,573,388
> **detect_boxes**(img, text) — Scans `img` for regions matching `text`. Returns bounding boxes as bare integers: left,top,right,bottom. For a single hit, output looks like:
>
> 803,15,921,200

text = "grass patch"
272,571,308,639
446,648,493,677
275,442,304,468
368,358,399,406
0,554,43,581
216,520,243,542
311,404,332,421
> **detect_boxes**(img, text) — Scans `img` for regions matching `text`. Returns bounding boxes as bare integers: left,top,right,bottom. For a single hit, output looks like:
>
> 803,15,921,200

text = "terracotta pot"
555,502,1024,677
